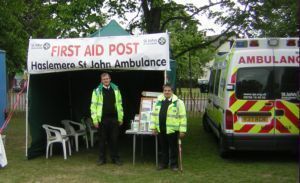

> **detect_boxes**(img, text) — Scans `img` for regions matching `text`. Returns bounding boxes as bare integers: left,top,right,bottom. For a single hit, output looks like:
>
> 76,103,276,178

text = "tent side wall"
27,70,164,159
0,51,6,129
27,73,71,158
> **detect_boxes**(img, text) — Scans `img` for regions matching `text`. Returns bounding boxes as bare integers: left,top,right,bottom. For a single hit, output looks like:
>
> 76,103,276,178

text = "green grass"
0,113,298,183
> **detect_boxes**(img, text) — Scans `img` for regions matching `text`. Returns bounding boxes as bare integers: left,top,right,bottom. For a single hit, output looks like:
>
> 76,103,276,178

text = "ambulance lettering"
238,55,300,64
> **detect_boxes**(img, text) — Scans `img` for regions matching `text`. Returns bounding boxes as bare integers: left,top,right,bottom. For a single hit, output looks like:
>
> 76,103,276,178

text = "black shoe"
112,159,122,166
97,159,106,166
157,165,168,171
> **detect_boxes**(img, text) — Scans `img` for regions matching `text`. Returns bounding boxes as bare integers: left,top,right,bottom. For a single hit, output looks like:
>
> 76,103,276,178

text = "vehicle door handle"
265,102,273,106
275,109,284,116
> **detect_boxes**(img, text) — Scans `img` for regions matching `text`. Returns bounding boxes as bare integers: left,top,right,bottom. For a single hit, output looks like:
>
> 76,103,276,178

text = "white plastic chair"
42,124,71,160
61,120,89,152
83,117,98,147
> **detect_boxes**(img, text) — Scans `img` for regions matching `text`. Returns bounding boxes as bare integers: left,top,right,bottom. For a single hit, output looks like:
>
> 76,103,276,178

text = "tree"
107,0,298,85
0,0,108,82
0,0,28,84
212,0,298,37
124,0,234,58
2,0,298,83
45,0,107,38
162,3,215,81
111,0,297,55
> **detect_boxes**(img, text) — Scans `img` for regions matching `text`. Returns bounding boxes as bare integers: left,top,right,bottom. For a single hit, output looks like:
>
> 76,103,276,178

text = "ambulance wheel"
219,134,231,158
202,114,211,133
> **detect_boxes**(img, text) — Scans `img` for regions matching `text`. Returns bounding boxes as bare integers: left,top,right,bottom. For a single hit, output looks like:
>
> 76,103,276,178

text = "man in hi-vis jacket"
90,73,123,166
150,84,187,171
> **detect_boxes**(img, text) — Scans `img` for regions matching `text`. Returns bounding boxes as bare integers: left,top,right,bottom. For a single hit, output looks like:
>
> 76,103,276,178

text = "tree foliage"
159,2,215,80
0,0,28,76
212,0,298,37
121,0,298,55
0,0,108,77
46,0,107,38
106,0,298,80
0,0,298,80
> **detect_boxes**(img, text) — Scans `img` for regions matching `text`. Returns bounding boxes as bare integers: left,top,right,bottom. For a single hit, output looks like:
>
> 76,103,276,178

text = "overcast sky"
174,0,224,35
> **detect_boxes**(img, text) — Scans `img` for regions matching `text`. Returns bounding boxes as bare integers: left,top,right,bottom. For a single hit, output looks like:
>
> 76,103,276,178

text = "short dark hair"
100,72,111,79
162,83,173,91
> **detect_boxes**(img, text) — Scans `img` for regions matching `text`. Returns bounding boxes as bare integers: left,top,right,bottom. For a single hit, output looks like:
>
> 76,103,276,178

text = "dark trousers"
98,118,120,161
158,131,178,168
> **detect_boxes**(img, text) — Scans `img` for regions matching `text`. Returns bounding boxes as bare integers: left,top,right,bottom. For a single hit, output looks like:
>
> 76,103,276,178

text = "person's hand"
179,132,185,139
119,121,123,126
94,124,99,129
152,129,158,135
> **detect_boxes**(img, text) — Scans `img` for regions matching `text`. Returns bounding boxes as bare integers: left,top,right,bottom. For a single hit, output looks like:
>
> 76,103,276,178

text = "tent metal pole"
25,74,30,157
164,70,167,84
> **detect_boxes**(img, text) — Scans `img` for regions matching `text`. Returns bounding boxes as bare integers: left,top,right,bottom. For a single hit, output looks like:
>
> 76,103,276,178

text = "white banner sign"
27,33,170,74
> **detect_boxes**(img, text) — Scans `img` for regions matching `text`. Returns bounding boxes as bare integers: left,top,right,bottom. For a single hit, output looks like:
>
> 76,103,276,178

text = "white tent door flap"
0,135,7,168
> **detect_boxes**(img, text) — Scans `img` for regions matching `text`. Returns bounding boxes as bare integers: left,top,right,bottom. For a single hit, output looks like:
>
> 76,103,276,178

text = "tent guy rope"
0,81,27,134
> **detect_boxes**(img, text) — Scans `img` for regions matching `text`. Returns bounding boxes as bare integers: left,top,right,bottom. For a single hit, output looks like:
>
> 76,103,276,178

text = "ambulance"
203,38,300,157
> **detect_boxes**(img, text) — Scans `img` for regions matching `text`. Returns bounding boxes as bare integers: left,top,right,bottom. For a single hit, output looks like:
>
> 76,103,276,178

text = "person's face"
163,86,173,98
101,75,111,86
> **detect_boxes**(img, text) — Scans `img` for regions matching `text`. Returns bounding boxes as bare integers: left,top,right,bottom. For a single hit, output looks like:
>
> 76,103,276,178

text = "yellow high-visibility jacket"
150,94,187,134
90,83,123,125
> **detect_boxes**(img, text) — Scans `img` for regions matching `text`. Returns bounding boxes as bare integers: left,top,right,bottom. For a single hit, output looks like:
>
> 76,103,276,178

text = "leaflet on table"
130,97,158,132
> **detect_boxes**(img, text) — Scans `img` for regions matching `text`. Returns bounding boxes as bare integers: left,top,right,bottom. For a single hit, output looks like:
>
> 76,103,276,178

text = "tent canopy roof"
89,20,130,37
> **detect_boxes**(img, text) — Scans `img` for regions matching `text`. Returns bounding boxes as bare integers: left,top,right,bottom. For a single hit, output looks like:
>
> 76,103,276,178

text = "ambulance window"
274,67,299,102
214,70,221,95
219,70,226,97
209,70,216,93
236,67,274,100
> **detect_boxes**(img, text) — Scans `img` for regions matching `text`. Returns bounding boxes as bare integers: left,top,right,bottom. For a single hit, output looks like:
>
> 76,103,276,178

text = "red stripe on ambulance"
259,119,274,133
237,101,257,111
231,72,237,83
229,93,237,107
275,119,290,133
260,103,273,112
233,114,238,124
235,124,255,133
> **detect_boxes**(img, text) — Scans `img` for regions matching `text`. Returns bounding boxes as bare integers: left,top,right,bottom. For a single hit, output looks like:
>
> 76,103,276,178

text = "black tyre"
219,133,231,158
202,114,211,133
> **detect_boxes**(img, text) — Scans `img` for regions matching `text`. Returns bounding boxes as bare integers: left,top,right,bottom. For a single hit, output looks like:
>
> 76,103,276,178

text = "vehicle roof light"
287,39,296,46
249,40,259,47
268,39,279,46
235,41,248,48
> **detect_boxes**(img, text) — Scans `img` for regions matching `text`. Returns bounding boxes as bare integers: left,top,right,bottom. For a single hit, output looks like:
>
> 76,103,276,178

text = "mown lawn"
0,112,298,183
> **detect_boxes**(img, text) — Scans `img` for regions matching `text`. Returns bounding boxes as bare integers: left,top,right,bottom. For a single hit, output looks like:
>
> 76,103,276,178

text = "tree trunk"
141,0,162,33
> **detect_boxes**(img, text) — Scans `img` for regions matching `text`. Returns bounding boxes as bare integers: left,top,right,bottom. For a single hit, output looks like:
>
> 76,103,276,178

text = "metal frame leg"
133,134,136,165
141,135,143,157
155,135,158,167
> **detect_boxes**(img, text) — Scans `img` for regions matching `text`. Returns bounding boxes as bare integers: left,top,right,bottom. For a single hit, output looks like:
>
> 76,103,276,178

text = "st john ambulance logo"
158,37,166,45
43,42,50,50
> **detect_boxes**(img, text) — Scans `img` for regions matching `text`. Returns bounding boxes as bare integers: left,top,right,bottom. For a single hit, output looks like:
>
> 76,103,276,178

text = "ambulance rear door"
273,38,300,149
231,39,276,149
